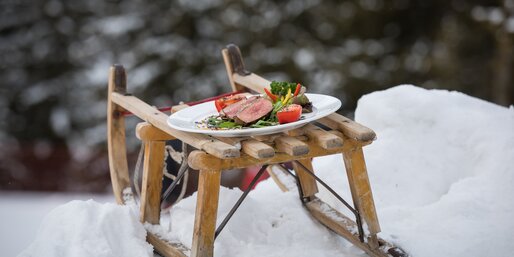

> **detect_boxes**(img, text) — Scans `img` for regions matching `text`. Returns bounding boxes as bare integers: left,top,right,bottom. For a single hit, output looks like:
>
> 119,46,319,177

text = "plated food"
197,81,313,130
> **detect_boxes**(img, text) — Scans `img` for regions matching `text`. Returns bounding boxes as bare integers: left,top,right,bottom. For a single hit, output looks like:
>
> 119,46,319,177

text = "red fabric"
240,166,270,190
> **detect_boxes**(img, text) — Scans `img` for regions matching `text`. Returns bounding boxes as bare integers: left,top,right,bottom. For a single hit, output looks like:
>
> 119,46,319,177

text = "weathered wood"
222,49,247,93
232,73,269,93
305,197,386,257
107,65,131,204
343,146,381,242
187,138,359,171
304,124,344,149
191,169,222,257
328,130,345,138
318,113,376,142
266,166,289,192
241,139,275,159
215,136,245,146
139,140,165,224
293,158,319,199
111,92,240,159
136,122,175,141
251,133,282,142
170,104,190,113
275,136,309,156
285,127,305,137
147,232,188,257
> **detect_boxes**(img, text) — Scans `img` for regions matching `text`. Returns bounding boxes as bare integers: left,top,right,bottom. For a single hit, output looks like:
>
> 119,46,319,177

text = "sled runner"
107,44,408,257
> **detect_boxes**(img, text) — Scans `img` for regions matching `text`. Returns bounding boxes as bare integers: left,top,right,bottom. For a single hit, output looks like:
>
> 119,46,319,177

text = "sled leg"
139,140,165,224
107,65,131,204
292,158,318,201
191,169,222,257
343,145,380,248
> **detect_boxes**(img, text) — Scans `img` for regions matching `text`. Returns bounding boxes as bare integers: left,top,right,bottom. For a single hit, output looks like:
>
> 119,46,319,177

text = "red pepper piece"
293,83,301,96
264,88,278,102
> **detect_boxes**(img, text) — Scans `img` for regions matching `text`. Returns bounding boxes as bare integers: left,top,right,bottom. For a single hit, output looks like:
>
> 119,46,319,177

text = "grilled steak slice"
221,96,258,119
235,97,273,125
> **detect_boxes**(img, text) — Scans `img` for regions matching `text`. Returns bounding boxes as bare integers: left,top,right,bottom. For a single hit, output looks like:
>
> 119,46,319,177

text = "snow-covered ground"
8,85,514,257
0,192,112,256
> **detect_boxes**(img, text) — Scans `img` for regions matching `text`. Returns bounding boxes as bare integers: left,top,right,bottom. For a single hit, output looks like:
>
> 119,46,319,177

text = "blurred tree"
0,0,512,192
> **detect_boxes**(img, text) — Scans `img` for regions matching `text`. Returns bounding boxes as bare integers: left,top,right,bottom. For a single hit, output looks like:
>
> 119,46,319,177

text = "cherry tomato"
214,95,245,112
277,104,302,124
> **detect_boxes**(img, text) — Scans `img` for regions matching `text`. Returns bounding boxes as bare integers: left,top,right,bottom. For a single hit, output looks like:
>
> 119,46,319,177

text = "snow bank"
17,85,514,257
315,85,514,257
18,200,153,257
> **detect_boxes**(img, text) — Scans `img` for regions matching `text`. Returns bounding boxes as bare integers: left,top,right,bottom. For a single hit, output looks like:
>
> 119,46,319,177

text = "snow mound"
18,200,153,257
315,85,514,257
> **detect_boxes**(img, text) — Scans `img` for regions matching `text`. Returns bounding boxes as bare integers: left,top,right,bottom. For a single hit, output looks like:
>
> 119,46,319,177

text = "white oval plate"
167,93,341,137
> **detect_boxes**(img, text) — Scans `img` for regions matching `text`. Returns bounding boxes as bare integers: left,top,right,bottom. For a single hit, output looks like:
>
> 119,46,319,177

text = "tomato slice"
215,95,245,112
277,104,302,124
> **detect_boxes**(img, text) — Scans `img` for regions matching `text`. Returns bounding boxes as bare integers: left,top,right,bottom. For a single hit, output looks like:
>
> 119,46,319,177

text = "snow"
10,85,514,257
0,192,112,257
18,200,153,257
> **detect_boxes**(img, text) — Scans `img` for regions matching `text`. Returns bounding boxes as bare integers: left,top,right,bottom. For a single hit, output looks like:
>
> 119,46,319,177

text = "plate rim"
167,93,341,137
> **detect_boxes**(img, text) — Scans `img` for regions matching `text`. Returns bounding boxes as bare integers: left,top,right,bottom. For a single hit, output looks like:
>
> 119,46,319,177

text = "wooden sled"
107,44,408,257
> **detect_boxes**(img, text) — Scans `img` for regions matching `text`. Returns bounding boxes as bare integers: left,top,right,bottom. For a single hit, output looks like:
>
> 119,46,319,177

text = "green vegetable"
268,101,284,122
250,120,279,128
270,81,298,96
219,121,241,128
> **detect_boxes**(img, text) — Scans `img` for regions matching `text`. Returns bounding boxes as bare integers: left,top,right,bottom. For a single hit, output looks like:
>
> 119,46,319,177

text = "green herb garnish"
270,81,298,96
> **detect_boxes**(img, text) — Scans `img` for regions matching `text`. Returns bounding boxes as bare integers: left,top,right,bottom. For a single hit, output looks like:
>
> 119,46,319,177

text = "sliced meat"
221,96,259,119
235,97,273,125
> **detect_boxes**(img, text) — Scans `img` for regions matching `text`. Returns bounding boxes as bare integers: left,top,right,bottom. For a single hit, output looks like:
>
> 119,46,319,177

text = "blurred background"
1,0,513,194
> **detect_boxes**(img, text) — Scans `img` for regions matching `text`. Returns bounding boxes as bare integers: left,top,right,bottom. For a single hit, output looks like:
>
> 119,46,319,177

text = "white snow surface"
13,85,514,257
17,200,153,257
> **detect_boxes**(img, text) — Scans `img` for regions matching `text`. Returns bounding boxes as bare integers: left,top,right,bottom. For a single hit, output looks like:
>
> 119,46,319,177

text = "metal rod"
160,161,189,204
280,165,297,179
215,165,268,239
160,144,191,204
278,163,307,202
291,160,365,242
292,161,357,214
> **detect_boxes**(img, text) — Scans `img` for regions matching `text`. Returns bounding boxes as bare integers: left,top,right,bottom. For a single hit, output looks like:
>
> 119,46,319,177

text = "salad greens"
199,80,313,130
270,81,298,96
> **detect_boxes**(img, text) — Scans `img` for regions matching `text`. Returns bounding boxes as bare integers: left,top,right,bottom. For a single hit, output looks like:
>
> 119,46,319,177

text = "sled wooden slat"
304,124,344,149
251,133,281,142
241,139,275,159
318,114,376,142
285,127,306,136
147,233,188,257
187,139,363,172
110,92,240,159
136,122,175,141
305,197,383,257
274,136,310,156
232,73,269,93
